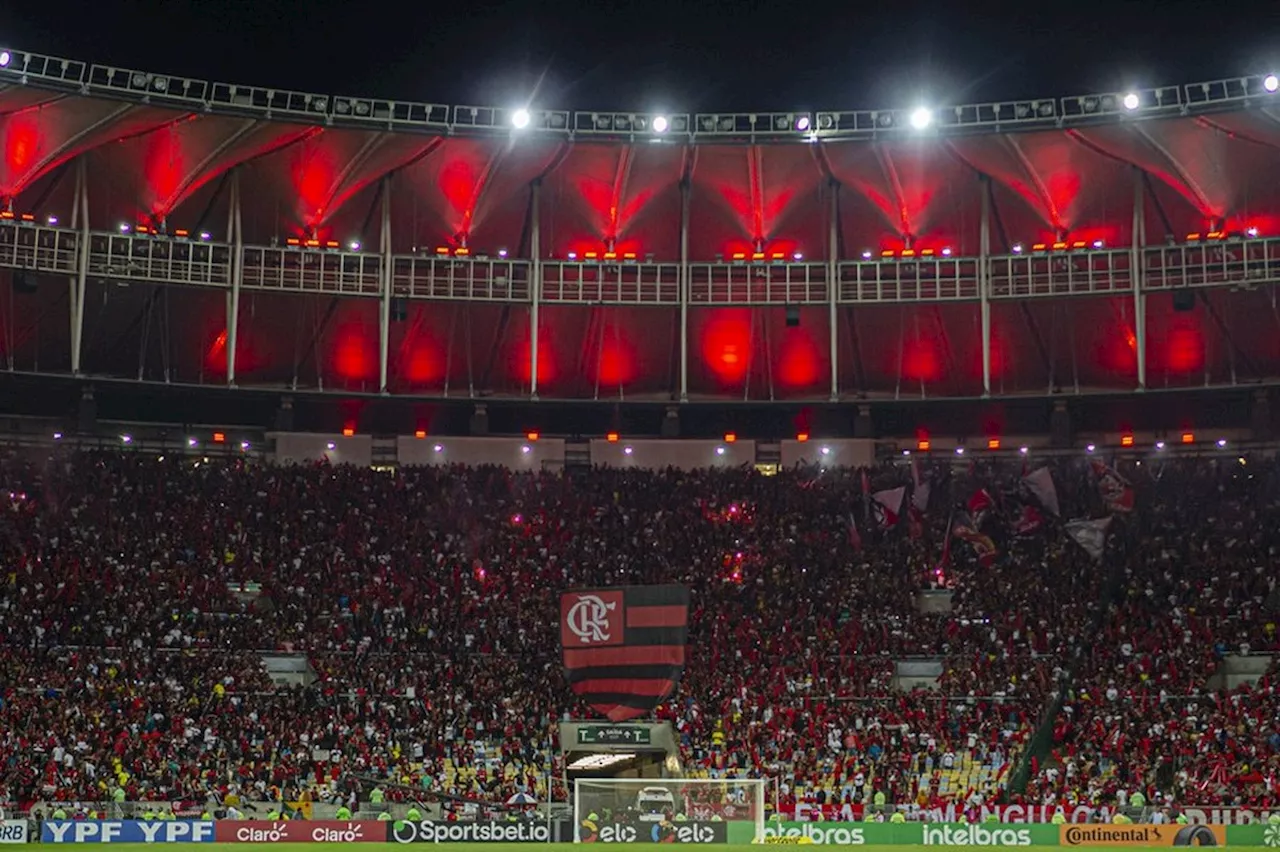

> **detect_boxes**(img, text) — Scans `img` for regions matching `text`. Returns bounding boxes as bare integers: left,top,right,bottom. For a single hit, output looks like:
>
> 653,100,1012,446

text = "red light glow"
333,325,375,381
0,115,44,196
597,331,638,387
900,335,942,382
291,142,339,228
144,128,185,217
700,310,752,384
778,328,821,388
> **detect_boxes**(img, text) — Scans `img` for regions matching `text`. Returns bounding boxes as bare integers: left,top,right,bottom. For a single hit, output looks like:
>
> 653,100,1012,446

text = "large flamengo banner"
561,586,690,722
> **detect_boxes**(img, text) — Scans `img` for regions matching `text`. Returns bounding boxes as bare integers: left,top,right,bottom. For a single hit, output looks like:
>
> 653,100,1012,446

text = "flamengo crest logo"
566,594,617,644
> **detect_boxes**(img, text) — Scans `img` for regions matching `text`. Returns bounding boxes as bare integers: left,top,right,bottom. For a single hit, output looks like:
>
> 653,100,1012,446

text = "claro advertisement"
214,821,387,843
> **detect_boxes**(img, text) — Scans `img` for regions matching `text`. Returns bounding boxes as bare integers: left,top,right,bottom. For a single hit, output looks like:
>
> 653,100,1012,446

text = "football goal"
572,777,767,844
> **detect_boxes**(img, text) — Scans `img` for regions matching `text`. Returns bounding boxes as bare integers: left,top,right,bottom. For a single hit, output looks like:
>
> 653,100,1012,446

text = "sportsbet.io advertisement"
25,818,1280,845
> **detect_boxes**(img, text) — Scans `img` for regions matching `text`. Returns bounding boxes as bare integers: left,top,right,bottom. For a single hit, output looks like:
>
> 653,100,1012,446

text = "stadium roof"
1,47,1280,406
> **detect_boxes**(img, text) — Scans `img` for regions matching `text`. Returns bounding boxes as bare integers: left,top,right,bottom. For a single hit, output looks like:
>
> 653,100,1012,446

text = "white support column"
979,176,992,397
827,180,839,401
529,180,541,400
679,179,690,402
69,157,87,376
225,170,244,386
378,177,393,394
1132,168,1146,391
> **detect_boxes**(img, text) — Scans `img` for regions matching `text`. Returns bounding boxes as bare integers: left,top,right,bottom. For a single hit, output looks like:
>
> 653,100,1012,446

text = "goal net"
573,778,766,844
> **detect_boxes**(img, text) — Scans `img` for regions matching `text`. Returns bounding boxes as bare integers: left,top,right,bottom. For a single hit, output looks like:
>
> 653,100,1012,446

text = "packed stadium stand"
1,449,1276,816
2,43,1280,829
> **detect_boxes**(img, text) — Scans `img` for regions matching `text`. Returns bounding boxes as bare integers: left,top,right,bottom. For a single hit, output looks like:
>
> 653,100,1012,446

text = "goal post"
572,777,767,844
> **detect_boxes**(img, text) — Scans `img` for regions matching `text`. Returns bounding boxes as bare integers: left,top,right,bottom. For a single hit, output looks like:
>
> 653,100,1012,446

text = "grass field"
85,839,1274,844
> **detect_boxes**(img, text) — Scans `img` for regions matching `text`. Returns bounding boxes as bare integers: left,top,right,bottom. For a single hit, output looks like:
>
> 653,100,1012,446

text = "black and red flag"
560,585,690,722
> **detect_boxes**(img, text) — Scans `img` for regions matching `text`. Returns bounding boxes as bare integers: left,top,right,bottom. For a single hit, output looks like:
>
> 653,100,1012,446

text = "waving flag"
1022,467,1060,516
561,586,690,722
1065,517,1112,561
1091,461,1134,513
953,512,998,567
872,487,907,529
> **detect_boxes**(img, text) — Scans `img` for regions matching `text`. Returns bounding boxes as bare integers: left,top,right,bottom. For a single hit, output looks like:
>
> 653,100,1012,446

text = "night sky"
1,0,1278,114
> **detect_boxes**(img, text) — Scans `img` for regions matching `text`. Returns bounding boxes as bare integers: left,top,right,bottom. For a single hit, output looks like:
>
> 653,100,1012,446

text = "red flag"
953,512,997,567
1091,461,1134,513
561,586,690,722
1014,504,1045,536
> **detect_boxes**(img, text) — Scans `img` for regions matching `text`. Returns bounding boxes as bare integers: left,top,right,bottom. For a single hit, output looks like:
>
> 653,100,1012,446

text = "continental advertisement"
1060,824,1228,847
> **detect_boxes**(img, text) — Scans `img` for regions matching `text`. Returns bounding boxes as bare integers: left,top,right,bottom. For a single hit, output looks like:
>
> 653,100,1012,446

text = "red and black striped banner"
560,585,690,722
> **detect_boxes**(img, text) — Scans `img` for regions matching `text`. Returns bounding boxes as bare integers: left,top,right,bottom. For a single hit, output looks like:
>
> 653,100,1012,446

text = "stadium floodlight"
652,115,669,133
795,115,811,132
0,51,10,68
348,240,361,251
47,215,57,225
909,106,933,130
511,108,531,129
1265,74,1279,93
1122,92,1140,110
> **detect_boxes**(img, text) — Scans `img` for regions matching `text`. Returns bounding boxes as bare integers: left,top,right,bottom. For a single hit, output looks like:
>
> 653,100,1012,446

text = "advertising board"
578,820,728,844
763,822,1062,846
1060,824,1227,847
0,821,28,844
391,821,563,843
42,821,215,844
214,821,386,843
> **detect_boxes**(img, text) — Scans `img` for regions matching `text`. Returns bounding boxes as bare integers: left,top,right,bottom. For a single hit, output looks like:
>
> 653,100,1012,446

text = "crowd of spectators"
0,449,1275,815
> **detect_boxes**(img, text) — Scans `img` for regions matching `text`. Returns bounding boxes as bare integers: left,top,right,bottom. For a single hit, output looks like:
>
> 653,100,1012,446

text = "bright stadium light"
652,115,669,133
0,51,10,68
795,115,811,132
1265,74,1279,93
909,107,933,130
1122,92,1140,110
511,108,531,129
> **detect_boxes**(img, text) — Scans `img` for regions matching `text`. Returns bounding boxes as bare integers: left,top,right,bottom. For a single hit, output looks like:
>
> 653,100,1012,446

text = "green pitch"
85,839,1274,844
